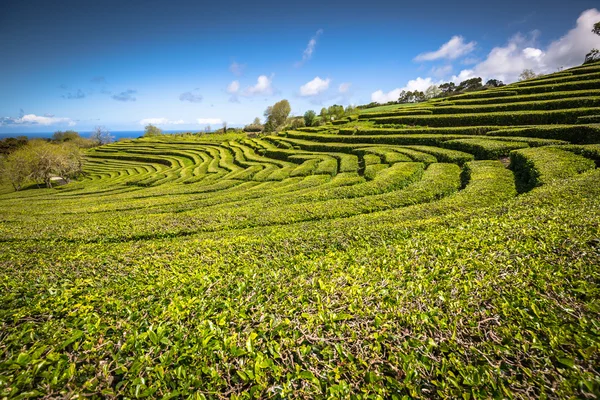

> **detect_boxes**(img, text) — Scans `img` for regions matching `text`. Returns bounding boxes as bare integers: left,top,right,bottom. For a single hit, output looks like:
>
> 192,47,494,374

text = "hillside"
1,63,600,398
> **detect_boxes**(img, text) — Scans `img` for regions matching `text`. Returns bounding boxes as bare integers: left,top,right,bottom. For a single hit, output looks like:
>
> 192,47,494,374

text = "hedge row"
486,125,600,144
401,145,474,165
430,97,600,114
443,138,529,160
509,147,596,192
370,107,600,127
552,144,600,162
338,126,504,136
438,90,600,106
358,109,434,119
576,115,600,124
513,71,600,88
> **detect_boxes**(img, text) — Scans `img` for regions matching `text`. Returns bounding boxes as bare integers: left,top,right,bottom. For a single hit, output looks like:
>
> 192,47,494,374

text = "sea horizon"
0,129,207,140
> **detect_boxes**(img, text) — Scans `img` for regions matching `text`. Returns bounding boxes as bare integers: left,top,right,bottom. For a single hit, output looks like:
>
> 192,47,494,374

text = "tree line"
0,127,114,191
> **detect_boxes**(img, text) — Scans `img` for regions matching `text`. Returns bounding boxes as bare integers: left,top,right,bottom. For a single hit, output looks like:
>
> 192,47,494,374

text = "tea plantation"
1,63,600,398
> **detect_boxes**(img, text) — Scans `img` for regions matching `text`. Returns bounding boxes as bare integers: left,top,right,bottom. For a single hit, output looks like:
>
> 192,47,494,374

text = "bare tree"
519,69,537,81
90,126,114,145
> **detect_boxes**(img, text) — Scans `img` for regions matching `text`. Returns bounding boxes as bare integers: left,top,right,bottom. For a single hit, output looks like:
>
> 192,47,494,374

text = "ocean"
0,130,203,140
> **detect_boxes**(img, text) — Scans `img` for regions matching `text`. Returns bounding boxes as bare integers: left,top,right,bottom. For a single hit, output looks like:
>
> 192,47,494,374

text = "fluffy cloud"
414,36,476,62
455,8,600,83
229,62,245,76
338,82,352,93
139,118,185,125
62,89,86,99
371,77,437,103
244,75,274,96
300,77,330,96
112,90,137,102
197,118,222,125
296,29,323,67
1,113,75,126
179,90,203,103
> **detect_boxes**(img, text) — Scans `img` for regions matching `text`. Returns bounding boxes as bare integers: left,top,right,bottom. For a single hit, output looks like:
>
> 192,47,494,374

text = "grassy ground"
1,62,599,398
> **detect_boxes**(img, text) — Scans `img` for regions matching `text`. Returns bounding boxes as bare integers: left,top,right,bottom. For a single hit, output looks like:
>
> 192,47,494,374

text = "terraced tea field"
1,63,600,398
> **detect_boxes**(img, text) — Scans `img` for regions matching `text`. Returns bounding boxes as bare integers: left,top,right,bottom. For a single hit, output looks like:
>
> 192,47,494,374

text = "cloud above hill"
300,77,330,96
373,8,600,103
461,8,600,82
371,77,437,103
414,36,476,61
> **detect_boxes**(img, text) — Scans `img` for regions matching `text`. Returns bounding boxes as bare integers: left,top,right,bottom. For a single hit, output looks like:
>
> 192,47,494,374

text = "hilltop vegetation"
1,62,600,398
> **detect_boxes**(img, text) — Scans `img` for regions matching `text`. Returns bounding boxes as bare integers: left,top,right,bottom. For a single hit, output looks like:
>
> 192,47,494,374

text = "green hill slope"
1,63,599,398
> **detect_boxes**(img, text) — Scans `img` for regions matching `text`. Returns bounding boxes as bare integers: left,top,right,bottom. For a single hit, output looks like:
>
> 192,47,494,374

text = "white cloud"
414,36,476,61
244,75,274,96
450,69,476,84
296,29,323,67
455,8,600,83
339,82,352,93
229,62,245,76
371,77,438,104
0,113,75,127
139,118,185,125
300,76,330,96
197,118,222,125
227,80,240,94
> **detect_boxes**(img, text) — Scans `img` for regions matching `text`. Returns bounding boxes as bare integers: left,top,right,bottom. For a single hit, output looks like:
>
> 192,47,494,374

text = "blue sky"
1,0,600,134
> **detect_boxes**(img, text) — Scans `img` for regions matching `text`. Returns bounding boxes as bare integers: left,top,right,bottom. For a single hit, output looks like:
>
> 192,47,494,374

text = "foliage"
584,48,600,64
144,124,164,137
264,100,291,132
0,140,83,190
0,136,28,155
304,110,316,127
0,60,599,398
484,79,504,87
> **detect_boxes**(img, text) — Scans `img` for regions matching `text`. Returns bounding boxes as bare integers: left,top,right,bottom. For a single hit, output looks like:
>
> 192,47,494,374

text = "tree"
244,118,263,133
485,79,505,88
0,136,28,155
326,105,345,120
439,82,457,96
319,107,328,122
264,99,291,132
290,117,305,129
585,49,600,64
90,126,114,145
519,69,537,81
456,77,483,92
222,121,228,133
144,124,163,137
593,21,600,36
0,140,84,190
425,85,442,99
304,110,316,127
0,148,31,191
52,130,80,142
344,105,357,116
